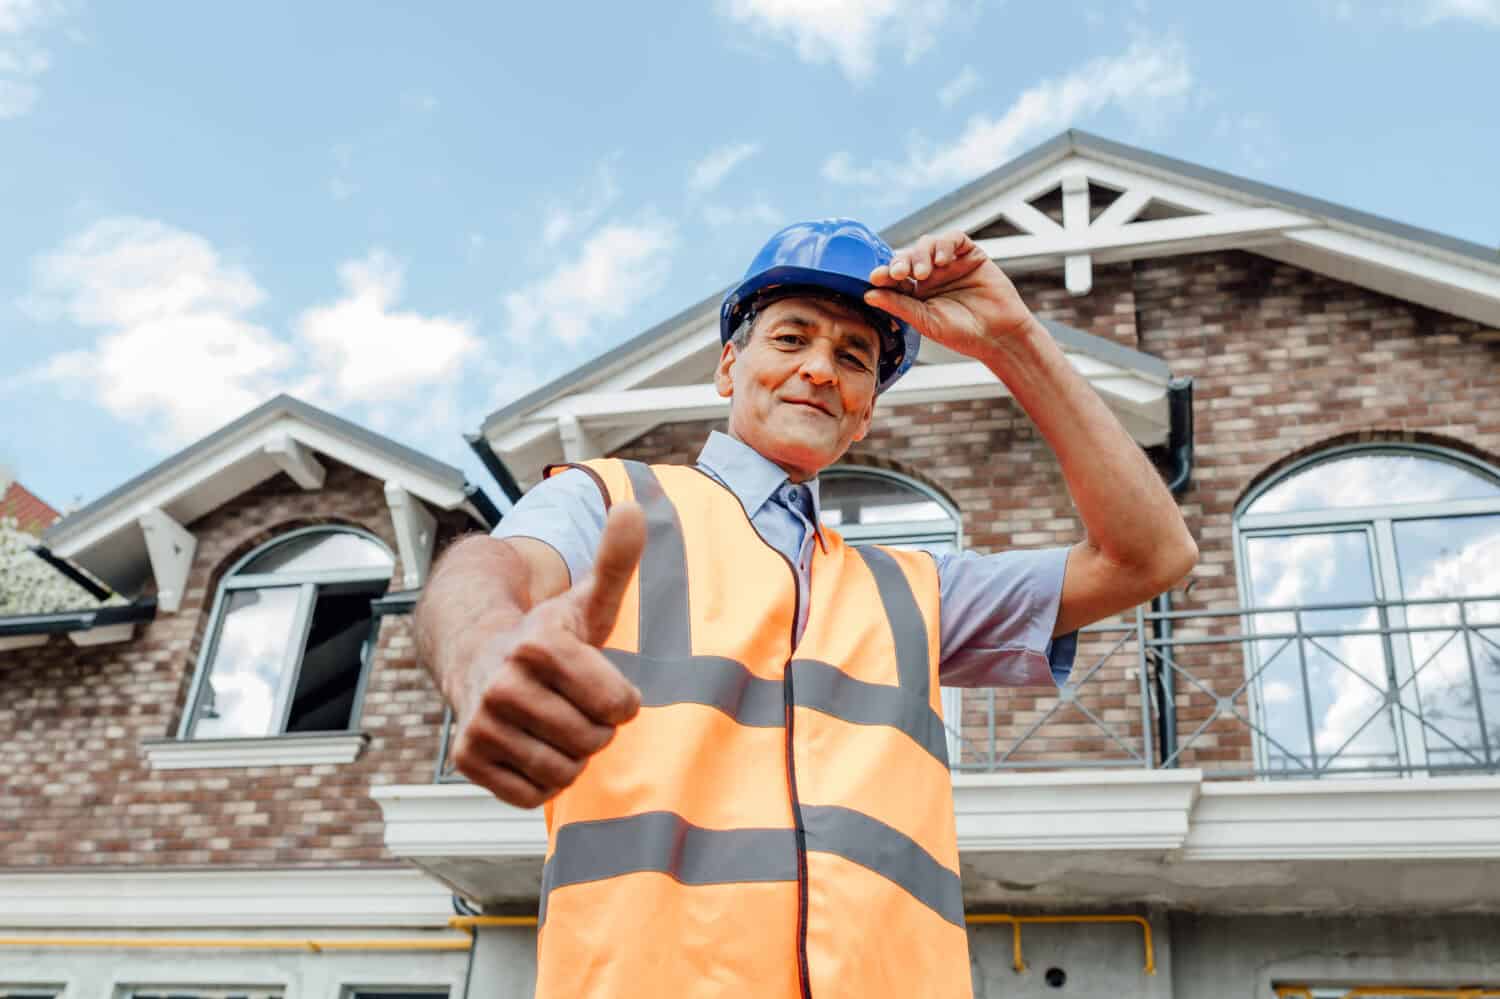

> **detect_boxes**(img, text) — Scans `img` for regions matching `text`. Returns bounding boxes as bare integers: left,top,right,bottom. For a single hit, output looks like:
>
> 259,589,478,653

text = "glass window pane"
191,587,302,739
821,473,954,529
1243,531,1399,772
285,583,386,733
1393,514,1500,766
240,531,394,575
1248,453,1499,515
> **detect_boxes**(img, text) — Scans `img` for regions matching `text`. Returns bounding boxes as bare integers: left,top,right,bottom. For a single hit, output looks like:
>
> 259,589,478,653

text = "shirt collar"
696,431,827,547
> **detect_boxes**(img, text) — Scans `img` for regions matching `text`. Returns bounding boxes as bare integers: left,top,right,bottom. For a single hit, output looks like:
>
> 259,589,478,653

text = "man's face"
714,296,880,482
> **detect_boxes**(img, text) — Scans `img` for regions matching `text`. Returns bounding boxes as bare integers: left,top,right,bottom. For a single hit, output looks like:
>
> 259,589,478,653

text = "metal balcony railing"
432,592,1500,783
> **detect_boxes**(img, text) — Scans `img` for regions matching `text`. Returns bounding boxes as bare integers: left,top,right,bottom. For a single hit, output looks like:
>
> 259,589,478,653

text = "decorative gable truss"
44,395,492,607
478,133,1500,486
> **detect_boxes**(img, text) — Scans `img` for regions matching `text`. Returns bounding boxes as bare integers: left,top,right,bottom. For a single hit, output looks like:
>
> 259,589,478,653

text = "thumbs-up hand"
450,502,647,808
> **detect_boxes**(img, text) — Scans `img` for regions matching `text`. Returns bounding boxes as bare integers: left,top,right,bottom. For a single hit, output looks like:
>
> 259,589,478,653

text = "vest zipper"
782,572,813,999
688,466,813,999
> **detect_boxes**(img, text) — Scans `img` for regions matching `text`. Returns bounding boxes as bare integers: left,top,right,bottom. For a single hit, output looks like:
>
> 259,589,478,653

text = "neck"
725,426,823,483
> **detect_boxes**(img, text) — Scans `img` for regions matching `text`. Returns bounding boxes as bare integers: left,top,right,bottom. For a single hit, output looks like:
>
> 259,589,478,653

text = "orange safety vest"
536,458,972,998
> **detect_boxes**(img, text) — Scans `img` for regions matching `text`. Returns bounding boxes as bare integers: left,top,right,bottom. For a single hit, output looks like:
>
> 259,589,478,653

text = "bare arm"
413,507,646,807
868,232,1198,637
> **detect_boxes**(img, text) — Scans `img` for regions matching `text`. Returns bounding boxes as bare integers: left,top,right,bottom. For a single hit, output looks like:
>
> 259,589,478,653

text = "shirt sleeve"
932,546,1078,688
490,468,607,587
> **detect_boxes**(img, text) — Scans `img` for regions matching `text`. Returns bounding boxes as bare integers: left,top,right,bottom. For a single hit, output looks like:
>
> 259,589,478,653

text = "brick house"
5,131,1500,998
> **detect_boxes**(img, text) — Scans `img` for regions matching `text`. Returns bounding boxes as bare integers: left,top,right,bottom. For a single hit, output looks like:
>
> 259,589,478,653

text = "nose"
798,340,837,385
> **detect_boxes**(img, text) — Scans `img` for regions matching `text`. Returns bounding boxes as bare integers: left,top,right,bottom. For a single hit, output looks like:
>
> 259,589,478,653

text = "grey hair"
730,313,756,350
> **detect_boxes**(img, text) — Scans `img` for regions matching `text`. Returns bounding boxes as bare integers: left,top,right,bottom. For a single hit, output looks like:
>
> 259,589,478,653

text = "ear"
714,341,737,399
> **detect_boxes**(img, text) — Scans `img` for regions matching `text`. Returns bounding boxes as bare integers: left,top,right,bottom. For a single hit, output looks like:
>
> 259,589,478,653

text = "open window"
180,528,395,740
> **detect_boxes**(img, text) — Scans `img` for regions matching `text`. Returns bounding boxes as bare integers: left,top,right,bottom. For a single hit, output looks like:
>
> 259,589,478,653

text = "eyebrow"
767,313,878,359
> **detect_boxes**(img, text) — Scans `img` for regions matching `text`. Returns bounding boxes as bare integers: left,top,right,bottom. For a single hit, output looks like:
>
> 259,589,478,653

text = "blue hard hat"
720,219,920,394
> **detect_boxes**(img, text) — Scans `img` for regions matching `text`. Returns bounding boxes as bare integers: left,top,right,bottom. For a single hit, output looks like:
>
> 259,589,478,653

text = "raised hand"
864,231,1042,362
449,502,647,808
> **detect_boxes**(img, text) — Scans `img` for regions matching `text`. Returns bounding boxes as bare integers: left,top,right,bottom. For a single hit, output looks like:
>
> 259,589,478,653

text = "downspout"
464,433,523,506
1152,377,1194,767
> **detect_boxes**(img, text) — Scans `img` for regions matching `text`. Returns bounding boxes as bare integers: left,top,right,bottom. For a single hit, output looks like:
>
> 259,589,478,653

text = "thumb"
574,501,646,646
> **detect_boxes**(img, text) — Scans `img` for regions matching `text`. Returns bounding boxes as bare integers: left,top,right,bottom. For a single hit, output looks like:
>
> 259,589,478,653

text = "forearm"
980,317,1197,581
414,534,533,710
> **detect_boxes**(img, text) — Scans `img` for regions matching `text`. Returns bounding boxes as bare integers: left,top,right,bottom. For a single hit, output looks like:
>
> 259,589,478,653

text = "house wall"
0,458,472,870
611,250,1500,773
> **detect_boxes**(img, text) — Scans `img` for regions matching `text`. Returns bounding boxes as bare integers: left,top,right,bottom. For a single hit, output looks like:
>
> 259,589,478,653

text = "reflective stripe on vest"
535,459,970,999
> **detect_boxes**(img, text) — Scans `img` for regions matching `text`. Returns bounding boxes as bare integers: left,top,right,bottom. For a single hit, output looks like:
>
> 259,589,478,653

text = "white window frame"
822,466,965,764
176,526,395,743
1233,443,1500,777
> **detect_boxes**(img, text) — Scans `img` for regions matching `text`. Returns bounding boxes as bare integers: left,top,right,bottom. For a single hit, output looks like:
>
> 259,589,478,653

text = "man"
415,219,1197,997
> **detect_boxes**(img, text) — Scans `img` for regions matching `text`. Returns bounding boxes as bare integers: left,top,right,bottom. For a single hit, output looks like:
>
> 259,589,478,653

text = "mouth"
784,398,836,418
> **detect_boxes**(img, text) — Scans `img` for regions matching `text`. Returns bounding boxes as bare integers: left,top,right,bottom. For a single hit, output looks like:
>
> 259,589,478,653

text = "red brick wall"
0,459,473,869
614,250,1500,773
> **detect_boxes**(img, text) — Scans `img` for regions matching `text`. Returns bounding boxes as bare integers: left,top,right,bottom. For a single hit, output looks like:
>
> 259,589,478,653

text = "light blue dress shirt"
494,432,1077,687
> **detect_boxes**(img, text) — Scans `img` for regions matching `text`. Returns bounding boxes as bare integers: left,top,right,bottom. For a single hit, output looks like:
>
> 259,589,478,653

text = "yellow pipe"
449,915,538,930
965,914,1155,976
0,936,470,952
4,910,1155,973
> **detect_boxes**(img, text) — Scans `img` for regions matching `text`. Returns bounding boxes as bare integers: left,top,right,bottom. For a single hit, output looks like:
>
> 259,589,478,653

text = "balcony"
371,594,1500,913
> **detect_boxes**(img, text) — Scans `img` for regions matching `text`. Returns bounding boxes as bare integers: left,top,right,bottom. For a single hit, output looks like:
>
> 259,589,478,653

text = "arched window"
820,467,960,552
1235,445,1500,776
822,467,965,761
182,527,395,740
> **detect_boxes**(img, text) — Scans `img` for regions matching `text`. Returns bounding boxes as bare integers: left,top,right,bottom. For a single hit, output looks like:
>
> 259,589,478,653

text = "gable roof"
477,130,1499,483
880,129,1500,264
45,394,491,594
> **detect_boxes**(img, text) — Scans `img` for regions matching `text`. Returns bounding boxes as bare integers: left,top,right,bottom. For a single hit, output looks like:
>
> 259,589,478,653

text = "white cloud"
937,66,981,108
542,157,620,247
1420,0,1500,23
0,0,56,118
294,250,481,404
823,36,1192,190
503,221,677,347
702,196,781,228
689,142,760,195
721,0,952,84
1328,0,1500,25
27,217,296,446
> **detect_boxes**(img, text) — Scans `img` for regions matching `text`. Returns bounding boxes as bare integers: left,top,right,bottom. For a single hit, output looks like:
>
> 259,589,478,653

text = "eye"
839,351,870,371
773,331,804,346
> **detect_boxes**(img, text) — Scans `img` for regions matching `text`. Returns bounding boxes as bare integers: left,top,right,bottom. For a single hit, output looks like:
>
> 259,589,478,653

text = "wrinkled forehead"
752,294,883,353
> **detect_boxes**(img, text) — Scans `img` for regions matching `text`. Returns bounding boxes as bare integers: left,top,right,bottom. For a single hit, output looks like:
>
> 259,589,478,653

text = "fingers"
871,230,985,289
512,629,641,726
576,501,646,646
453,648,631,808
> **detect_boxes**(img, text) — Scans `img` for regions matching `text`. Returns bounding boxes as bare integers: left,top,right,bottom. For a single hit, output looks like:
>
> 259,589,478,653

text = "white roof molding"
0,868,454,929
264,433,326,490
44,394,481,595
136,507,196,613
385,482,438,590
487,319,1174,487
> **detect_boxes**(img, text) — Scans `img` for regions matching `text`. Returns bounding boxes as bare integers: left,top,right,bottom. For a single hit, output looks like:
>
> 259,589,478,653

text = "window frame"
1233,443,1500,776
177,526,395,741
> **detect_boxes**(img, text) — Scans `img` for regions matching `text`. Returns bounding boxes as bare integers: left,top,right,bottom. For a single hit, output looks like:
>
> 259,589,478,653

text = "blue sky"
2,0,1497,510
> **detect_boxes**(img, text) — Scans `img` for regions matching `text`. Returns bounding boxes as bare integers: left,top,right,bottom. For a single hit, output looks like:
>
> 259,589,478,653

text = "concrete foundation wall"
1169,913,1500,999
